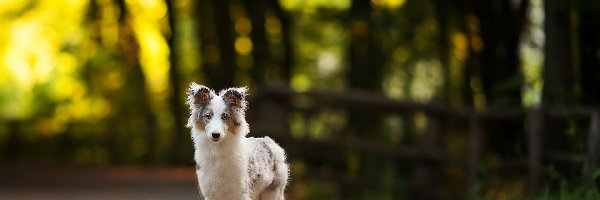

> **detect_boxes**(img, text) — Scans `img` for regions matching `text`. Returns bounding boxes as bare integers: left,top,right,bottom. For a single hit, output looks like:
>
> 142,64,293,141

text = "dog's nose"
211,132,220,139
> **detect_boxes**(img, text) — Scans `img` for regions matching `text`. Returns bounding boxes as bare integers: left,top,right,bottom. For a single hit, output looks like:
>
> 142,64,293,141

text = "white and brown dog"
186,83,289,200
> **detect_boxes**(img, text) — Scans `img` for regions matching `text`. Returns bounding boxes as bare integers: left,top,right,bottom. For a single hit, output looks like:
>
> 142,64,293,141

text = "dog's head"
186,83,249,143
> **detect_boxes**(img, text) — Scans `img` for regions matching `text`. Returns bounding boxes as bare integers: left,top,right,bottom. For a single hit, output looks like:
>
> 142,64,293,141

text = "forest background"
1,0,600,199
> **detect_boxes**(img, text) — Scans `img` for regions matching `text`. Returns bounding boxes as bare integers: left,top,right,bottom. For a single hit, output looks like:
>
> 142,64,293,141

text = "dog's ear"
220,87,248,110
186,82,214,108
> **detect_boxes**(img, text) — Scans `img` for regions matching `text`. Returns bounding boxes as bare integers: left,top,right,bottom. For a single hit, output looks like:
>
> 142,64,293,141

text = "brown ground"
0,166,199,200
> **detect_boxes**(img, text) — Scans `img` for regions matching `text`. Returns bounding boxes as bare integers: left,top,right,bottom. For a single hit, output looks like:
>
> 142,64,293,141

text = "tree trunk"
116,0,157,163
272,0,293,82
542,0,573,106
455,0,476,107
244,0,268,86
457,0,529,194
579,7,600,105
344,0,387,198
434,0,450,102
165,0,188,164
346,0,386,138
471,0,527,107
5,120,20,161
196,0,236,89
541,0,574,190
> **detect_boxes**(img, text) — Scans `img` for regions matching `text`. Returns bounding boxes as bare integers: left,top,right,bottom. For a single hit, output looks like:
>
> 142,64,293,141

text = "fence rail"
251,86,600,196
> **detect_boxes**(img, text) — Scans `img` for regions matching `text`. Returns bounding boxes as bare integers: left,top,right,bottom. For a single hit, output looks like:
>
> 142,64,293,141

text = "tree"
344,0,388,198
542,0,573,106
578,3,600,105
165,0,188,164
196,0,236,90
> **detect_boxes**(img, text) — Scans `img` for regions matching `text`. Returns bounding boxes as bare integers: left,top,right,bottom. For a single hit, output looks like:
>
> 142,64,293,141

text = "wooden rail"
251,86,600,196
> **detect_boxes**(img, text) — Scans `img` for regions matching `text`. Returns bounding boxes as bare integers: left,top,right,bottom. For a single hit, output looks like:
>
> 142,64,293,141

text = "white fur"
188,86,289,200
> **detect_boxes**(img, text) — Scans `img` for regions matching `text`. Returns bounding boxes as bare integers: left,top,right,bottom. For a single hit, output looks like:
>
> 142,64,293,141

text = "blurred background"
1,0,600,199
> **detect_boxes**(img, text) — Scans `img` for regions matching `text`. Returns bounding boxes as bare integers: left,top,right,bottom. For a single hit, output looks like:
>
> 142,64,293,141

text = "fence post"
256,92,289,137
414,113,442,199
584,111,600,187
467,114,483,193
527,107,544,194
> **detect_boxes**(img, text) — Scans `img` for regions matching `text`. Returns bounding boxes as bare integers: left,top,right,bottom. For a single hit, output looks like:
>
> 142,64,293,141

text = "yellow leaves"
277,0,405,12
1,0,86,81
413,111,428,134
520,0,544,107
452,33,468,61
466,14,484,53
0,0,172,160
293,20,345,91
383,66,407,99
52,77,85,101
235,36,253,55
371,0,406,9
290,112,306,138
0,0,88,121
126,0,167,20
384,57,443,102
0,86,33,120
0,0,29,14
234,18,252,35
128,0,170,101
98,0,120,48
410,59,443,101
470,76,487,109
4,21,47,90
291,73,311,92
316,51,339,76
280,0,350,13
104,70,124,90
34,96,110,136
265,14,282,35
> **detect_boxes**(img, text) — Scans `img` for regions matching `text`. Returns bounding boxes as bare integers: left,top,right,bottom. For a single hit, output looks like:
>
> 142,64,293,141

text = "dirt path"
0,166,199,200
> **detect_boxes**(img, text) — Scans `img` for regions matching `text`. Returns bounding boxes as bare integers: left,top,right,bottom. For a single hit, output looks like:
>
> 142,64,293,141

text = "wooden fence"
250,86,600,197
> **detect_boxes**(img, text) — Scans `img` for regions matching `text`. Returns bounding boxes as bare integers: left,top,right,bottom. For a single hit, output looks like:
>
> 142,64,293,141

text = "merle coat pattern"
186,83,289,200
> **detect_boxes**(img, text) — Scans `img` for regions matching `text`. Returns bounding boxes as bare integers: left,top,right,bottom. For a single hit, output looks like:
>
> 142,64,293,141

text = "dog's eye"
204,114,212,120
221,113,229,120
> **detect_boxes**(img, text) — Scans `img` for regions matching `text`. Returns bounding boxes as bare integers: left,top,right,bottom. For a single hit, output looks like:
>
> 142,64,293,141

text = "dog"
186,83,289,200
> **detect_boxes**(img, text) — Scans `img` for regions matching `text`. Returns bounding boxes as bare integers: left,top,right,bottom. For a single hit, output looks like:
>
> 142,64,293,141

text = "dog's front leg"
195,181,205,200
196,164,206,200
198,188,205,200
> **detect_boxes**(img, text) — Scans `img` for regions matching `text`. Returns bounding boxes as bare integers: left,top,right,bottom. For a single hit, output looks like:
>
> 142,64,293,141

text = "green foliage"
530,182,600,200
470,180,600,200
593,169,600,181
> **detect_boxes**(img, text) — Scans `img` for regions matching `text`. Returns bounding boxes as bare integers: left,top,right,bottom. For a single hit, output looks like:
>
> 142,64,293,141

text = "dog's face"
186,83,248,143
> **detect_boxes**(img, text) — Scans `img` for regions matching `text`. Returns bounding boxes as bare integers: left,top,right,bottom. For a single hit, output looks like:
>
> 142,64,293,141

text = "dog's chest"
196,163,246,199
196,150,249,199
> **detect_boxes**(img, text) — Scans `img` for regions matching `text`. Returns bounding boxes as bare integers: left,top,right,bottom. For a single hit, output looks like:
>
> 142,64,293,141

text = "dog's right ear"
186,82,214,109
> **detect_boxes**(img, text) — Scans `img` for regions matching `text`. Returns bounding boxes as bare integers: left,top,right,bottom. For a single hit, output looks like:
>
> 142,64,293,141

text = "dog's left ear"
220,87,248,110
